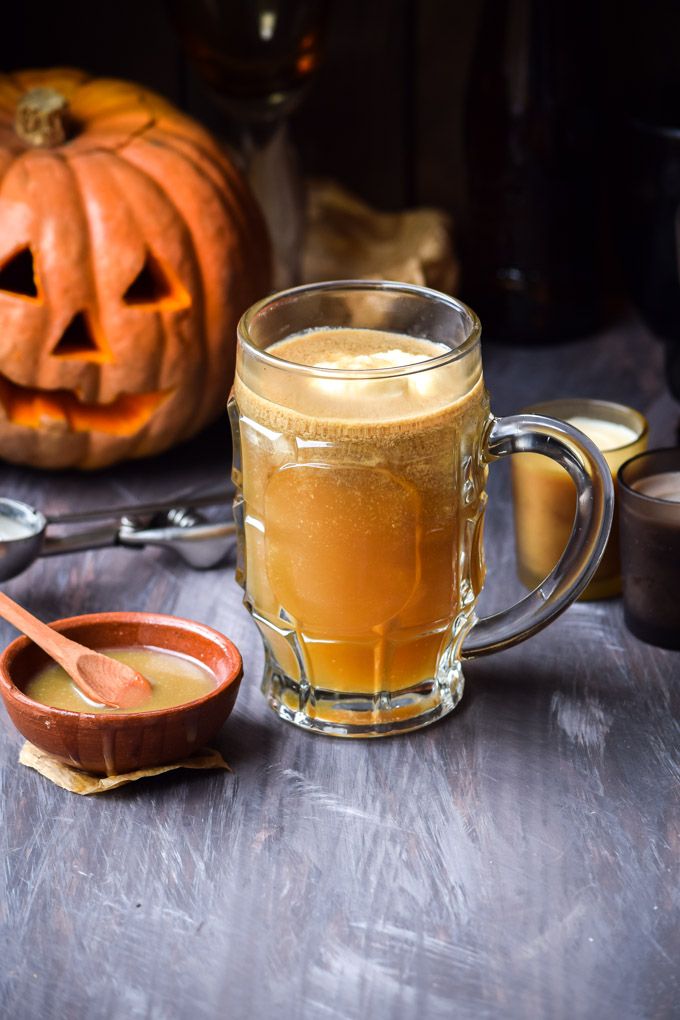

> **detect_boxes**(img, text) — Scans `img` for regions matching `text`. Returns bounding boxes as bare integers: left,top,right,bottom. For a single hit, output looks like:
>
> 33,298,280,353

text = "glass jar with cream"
511,399,648,599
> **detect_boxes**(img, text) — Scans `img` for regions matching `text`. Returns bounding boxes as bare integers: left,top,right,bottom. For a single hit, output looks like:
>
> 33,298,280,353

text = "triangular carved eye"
0,247,39,299
123,251,190,309
51,311,111,363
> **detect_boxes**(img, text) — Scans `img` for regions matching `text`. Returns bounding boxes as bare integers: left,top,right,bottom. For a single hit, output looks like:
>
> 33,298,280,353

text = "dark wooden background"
0,0,476,214
5,0,680,219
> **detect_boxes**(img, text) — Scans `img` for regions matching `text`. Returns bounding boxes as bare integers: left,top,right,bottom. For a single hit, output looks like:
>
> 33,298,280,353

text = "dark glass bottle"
606,0,680,403
462,0,600,343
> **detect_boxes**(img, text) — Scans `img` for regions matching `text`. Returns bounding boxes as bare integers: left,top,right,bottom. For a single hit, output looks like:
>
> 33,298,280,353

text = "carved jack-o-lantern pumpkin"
0,68,270,469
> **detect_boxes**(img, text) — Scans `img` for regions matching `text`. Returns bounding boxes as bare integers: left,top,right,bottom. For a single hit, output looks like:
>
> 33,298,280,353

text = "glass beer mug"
228,281,613,737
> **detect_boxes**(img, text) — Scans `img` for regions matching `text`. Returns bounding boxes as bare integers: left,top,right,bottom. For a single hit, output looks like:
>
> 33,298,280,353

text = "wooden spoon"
0,591,153,709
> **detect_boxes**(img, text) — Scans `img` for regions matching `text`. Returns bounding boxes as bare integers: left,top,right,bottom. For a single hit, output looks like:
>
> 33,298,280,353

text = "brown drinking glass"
619,448,680,649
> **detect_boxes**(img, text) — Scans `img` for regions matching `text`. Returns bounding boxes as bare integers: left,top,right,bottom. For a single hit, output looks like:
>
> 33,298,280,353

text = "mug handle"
463,413,615,658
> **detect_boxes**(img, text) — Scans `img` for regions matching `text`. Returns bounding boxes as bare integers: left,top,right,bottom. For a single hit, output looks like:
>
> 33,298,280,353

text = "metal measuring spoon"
0,493,236,582
0,498,47,582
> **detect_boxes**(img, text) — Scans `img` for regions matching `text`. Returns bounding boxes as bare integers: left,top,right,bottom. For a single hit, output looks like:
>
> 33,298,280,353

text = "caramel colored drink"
230,327,490,719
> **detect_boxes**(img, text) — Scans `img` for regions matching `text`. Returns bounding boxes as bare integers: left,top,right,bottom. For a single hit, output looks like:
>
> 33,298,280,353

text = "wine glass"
165,0,330,288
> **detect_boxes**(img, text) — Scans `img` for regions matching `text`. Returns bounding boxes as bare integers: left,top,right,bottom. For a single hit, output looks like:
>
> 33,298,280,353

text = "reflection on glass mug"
228,281,614,737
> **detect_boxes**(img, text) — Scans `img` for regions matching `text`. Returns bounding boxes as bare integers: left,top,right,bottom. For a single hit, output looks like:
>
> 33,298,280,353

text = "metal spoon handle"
46,489,232,525
42,524,122,557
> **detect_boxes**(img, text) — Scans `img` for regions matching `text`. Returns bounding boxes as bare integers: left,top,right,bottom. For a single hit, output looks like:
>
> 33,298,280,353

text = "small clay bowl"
0,612,243,776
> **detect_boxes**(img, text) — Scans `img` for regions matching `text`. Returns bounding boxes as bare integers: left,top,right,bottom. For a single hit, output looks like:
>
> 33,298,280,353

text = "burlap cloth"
302,179,458,292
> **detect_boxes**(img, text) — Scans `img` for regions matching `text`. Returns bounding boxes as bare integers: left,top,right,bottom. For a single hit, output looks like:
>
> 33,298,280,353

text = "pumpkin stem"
15,87,69,147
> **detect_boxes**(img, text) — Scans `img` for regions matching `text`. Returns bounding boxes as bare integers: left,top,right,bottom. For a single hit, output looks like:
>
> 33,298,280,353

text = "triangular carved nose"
51,311,111,363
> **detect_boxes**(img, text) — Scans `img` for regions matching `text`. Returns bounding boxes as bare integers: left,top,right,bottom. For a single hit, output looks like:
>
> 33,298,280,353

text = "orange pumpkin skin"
0,68,271,469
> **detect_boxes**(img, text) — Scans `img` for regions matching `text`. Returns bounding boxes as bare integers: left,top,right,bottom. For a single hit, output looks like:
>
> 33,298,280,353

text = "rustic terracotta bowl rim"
0,611,243,724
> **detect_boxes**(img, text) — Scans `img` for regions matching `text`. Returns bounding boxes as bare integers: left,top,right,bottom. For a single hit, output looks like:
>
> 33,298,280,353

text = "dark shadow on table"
2,413,234,511
218,713,285,768
84,715,280,802
464,649,629,708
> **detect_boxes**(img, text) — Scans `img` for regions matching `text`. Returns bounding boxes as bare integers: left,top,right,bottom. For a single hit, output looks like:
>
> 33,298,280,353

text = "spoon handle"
0,591,152,708
46,489,231,524
0,591,82,670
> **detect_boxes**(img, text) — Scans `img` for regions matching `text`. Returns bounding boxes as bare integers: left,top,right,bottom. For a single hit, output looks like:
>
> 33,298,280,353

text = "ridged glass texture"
229,287,489,736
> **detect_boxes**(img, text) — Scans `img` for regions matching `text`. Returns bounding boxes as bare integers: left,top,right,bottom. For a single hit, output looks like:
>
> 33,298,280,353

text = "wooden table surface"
0,317,678,1020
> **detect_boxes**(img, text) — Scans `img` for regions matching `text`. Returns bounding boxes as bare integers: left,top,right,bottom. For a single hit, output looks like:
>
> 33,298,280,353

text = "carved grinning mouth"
0,372,171,435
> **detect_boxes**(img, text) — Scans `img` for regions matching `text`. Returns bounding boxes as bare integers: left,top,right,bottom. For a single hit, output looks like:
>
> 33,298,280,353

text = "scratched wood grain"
0,318,678,1020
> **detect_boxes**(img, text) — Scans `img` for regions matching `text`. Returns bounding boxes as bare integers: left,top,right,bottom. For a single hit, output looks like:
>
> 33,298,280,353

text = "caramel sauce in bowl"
0,612,243,775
